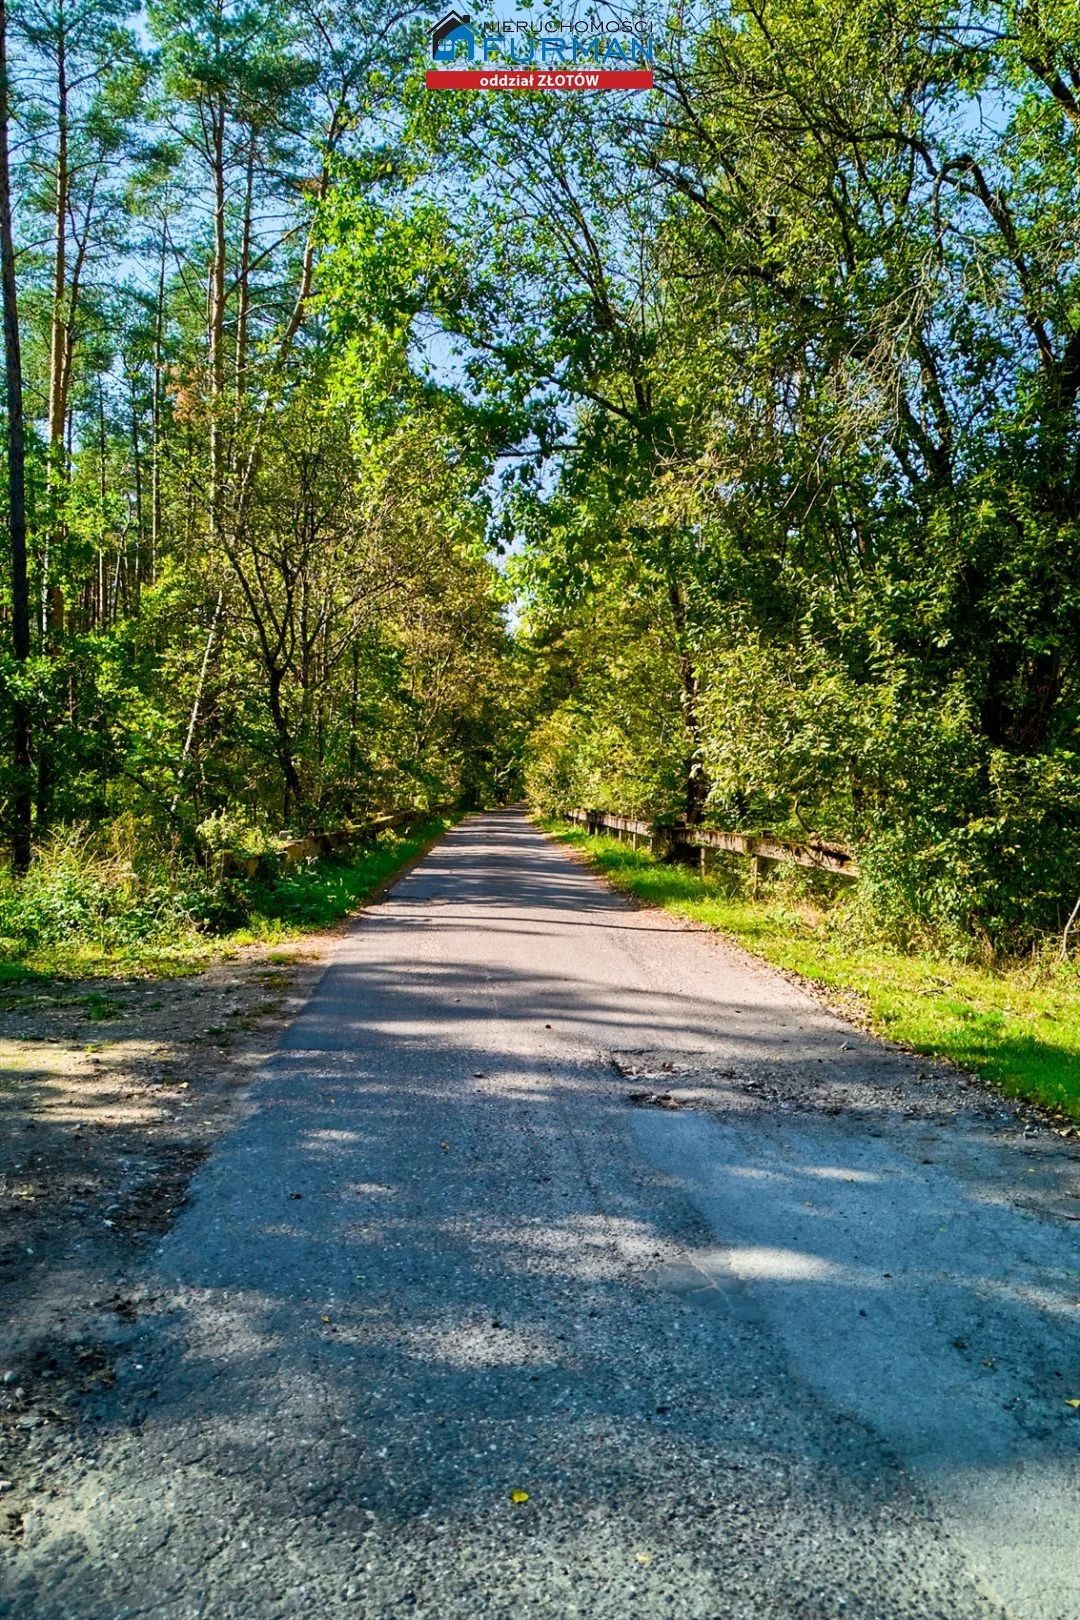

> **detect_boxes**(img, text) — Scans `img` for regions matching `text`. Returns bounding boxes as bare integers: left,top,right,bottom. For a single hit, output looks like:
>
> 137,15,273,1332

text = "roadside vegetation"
550,824,1080,1124
0,816,452,981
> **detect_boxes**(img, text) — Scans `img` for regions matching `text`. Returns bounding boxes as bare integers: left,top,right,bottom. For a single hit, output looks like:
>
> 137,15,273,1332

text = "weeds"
81,994,122,1022
0,816,453,979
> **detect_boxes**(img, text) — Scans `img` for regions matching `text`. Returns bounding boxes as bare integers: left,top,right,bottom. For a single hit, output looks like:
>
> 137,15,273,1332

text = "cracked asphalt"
4,807,1080,1619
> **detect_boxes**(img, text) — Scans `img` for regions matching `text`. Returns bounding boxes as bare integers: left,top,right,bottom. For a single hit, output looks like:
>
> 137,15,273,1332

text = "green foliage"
0,0,521,875
0,822,217,957
464,0,1080,949
195,811,279,861
525,685,687,823
0,816,452,977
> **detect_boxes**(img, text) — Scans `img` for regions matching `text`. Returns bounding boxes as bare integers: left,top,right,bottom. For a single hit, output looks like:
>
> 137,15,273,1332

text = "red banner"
425,68,653,91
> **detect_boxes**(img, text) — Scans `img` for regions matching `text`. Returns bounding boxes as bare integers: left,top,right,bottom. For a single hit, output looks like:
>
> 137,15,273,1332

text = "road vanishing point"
5,809,1080,1620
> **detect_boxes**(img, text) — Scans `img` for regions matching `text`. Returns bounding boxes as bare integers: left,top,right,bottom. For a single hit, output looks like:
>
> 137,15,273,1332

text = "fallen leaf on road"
635,1552,653,1565
320,1315,331,1324
510,1489,529,1504
1065,1398,1080,1409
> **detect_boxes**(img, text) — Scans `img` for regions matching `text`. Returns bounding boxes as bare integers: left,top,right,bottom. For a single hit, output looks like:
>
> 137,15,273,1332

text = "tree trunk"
235,137,254,402
47,26,68,454
267,667,303,822
666,574,708,826
41,17,69,650
151,210,166,584
170,592,223,816
129,370,143,607
97,382,107,624
0,0,32,871
208,98,227,545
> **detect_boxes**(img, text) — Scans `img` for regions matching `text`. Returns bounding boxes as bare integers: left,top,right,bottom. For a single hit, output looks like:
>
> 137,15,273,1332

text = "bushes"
528,627,1080,957
856,748,1080,955
0,822,218,958
524,686,690,824
0,815,451,973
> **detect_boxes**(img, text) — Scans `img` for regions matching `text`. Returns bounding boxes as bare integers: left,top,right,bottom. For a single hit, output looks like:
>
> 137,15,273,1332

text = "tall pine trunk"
43,15,68,648
0,0,31,871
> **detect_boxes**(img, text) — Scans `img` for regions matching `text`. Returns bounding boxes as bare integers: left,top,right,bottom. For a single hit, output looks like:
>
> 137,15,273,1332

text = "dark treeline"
2,0,1080,954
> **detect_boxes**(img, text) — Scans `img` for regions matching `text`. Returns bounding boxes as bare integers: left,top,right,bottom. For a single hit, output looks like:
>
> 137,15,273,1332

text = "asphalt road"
5,809,1080,1619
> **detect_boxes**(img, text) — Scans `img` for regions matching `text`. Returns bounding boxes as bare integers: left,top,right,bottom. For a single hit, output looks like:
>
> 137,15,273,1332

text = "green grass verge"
546,821,1080,1123
1,816,454,982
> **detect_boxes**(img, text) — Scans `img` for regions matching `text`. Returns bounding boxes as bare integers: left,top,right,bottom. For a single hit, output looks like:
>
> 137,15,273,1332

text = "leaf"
510,1489,529,1503
1065,1398,1080,1409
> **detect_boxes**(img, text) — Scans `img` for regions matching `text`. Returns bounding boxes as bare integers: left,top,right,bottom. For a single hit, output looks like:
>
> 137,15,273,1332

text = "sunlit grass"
547,822,1080,1122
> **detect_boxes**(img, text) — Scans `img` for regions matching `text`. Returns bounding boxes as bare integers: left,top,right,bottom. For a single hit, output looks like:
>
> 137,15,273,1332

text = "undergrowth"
545,821,1080,1122
0,816,453,980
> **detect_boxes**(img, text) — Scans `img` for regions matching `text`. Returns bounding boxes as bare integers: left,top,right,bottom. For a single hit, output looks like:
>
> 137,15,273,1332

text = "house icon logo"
430,11,475,60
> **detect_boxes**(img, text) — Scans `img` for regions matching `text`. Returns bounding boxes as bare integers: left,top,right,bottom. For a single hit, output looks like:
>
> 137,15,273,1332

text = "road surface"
4,809,1080,1619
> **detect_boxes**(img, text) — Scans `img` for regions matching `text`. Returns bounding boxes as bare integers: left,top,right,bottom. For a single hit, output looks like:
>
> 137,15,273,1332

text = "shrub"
0,821,217,956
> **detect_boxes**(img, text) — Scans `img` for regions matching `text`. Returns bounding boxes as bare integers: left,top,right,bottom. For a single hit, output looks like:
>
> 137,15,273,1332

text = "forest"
2,0,1080,971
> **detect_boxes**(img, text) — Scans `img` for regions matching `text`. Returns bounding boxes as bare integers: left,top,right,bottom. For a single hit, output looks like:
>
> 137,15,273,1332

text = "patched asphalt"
4,808,1079,1619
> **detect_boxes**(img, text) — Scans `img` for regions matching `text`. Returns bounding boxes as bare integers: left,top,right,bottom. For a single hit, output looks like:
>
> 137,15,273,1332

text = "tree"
0,0,31,869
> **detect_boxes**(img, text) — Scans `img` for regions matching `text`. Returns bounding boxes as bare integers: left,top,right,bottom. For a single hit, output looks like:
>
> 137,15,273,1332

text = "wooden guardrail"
223,807,449,877
564,809,859,880
275,809,427,868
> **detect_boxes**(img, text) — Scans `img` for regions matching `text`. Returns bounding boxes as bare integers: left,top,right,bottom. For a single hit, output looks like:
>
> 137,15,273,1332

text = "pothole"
611,1050,742,1112
610,1049,737,1081
626,1090,693,1110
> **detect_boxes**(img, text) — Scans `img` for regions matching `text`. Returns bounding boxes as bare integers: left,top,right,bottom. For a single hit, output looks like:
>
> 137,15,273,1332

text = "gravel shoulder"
0,935,338,1540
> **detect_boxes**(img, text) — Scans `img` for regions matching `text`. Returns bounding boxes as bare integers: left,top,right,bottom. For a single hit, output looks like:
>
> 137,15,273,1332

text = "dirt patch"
0,934,338,1534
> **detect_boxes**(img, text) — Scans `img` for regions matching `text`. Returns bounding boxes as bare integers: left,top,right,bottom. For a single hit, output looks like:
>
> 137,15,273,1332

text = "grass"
0,816,454,982
546,821,1080,1123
